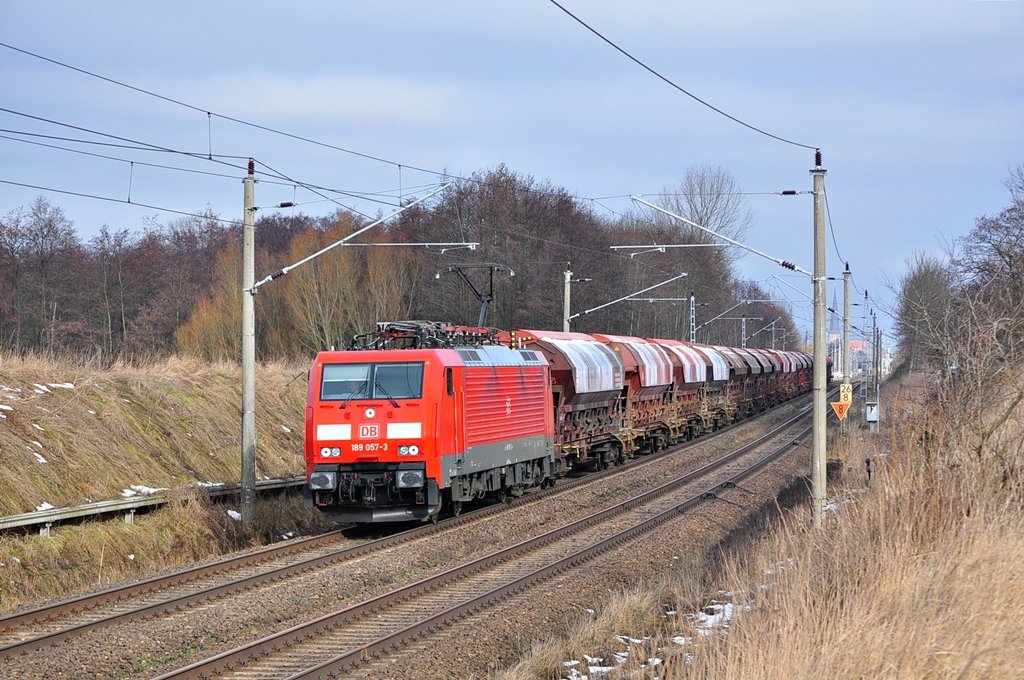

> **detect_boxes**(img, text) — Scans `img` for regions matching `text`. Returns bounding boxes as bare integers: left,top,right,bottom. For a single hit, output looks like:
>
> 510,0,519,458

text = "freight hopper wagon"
304,323,556,522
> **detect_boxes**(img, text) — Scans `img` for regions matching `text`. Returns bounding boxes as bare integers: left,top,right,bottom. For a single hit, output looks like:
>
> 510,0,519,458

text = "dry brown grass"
0,491,332,609
0,353,308,515
0,352,330,611
498,375,1024,679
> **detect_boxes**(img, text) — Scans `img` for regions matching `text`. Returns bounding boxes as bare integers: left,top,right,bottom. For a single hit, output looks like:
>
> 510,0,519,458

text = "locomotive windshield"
320,362,424,401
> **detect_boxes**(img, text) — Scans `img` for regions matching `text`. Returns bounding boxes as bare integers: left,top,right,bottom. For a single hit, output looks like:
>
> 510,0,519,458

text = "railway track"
0,392,819,677
153,408,813,679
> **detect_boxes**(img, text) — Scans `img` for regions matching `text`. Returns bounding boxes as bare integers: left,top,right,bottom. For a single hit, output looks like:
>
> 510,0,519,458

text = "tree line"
894,165,1024,461
0,165,798,363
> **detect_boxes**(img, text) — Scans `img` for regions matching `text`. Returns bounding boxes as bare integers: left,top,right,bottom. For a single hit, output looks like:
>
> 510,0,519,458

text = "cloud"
169,73,473,128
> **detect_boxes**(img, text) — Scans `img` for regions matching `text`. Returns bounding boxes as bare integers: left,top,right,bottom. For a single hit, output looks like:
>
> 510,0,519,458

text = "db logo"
358,424,380,439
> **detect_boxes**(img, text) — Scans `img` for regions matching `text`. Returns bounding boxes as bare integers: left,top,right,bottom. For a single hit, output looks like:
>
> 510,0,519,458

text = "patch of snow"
31,441,43,449
690,602,739,636
615,635,650,645
33,384,51,393
563,660,580,667
130,485,168,495
197,481,224,488
587,665,616,677
281,425,292,433
122,398,131,403
0,404,13,411
36,502,54,512
88,410,97,415
47,383,74,389
12,557,20,564
32,423,44,431
0,413,6,419
227,510,242,521
127,554,135,560
120,489,137,498
29,449,47,463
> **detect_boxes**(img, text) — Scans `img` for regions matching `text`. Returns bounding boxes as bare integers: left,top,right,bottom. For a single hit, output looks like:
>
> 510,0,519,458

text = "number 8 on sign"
839,383,852,404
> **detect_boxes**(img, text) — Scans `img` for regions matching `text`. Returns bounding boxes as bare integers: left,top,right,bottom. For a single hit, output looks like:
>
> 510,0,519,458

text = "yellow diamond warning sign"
831,402,851,420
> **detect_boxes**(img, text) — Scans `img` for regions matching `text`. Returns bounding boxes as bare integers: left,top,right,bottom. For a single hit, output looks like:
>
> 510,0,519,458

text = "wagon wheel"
496,487,508,504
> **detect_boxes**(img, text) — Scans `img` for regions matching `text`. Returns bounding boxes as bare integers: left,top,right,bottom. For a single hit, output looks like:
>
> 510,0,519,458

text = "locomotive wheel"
450,499,463,517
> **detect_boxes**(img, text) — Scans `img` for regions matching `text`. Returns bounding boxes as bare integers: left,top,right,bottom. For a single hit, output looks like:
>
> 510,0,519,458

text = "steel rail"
152,408,814,680
299,428,810,680
1,389,823,665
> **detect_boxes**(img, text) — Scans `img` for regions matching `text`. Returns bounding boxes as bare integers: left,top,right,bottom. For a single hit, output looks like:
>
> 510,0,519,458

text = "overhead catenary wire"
545,0,817,150
0,41,421,173
1,177,243,226
0,176,451,233
0,121,424,219
0,106,249,170
1,40,809,218
0,127,436,203
2,38,853,313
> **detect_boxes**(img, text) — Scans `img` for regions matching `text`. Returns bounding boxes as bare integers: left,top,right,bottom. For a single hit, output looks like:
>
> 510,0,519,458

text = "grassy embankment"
0,354,331,611
501,373,1024,679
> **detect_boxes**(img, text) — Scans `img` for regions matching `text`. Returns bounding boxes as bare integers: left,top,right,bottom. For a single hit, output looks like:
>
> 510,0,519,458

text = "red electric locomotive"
303,322,555,522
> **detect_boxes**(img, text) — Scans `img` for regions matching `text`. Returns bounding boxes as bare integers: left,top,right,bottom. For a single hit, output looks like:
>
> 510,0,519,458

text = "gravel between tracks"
0,404,809,680
345,444,812,680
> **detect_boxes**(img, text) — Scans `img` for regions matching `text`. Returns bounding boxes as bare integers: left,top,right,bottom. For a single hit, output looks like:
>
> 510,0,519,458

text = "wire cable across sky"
545,0,817,151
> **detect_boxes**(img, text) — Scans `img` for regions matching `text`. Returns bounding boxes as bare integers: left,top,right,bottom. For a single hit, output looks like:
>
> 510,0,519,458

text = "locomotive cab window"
320,362,424,401
321,363,370,400
373,362,424,399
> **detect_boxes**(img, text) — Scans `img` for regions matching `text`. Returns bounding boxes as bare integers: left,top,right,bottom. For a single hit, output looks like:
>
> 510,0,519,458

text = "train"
303,320,815,523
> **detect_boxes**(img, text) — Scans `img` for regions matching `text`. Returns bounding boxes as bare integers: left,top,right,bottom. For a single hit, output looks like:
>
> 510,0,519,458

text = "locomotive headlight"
409,445,419,455
309,471,337,490
396,470,425,488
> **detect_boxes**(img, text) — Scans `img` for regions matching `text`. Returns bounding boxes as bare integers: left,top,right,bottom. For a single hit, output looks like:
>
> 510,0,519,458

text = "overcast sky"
2,0,1022,339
